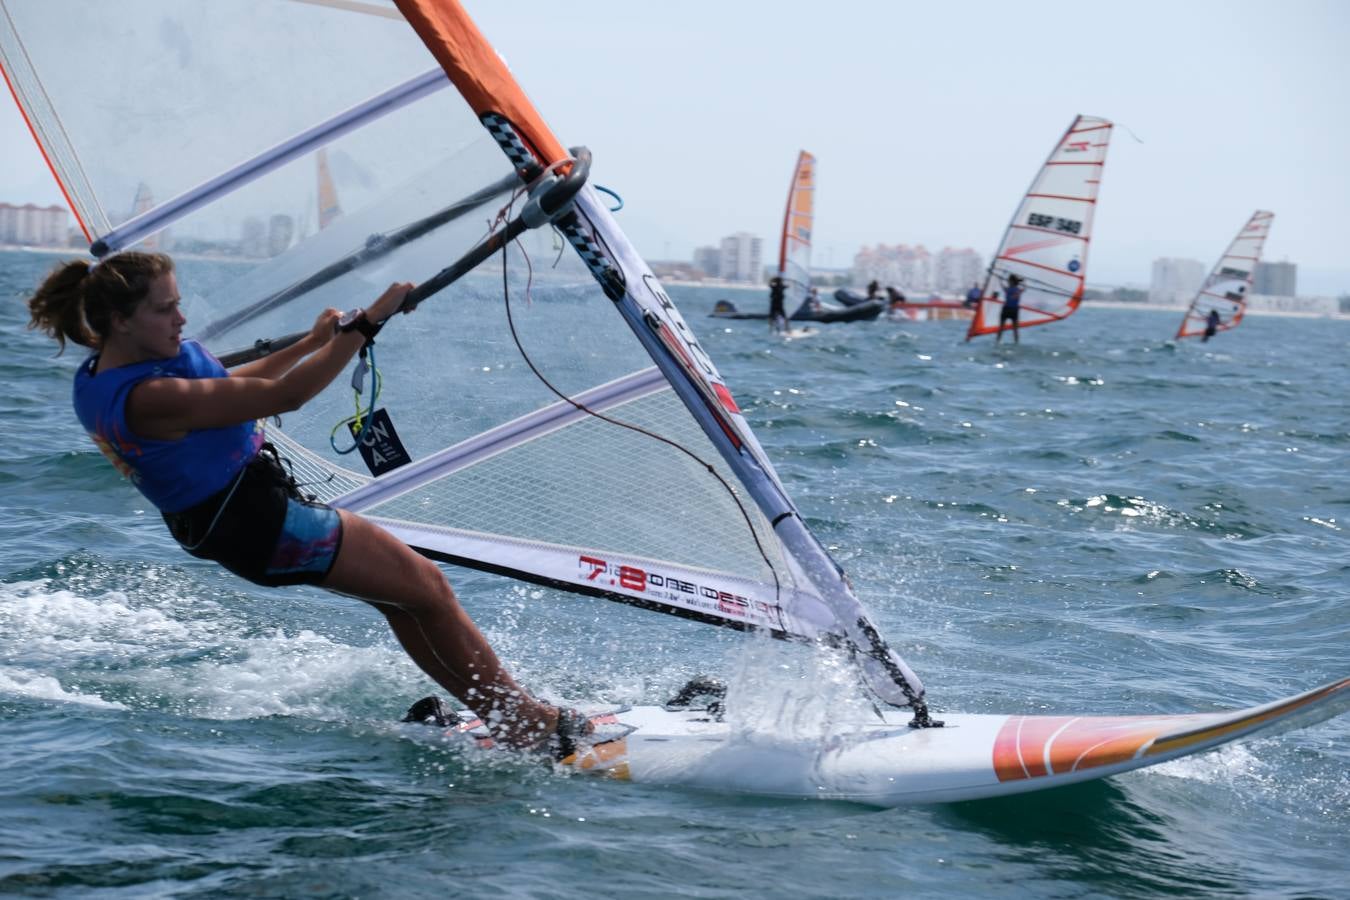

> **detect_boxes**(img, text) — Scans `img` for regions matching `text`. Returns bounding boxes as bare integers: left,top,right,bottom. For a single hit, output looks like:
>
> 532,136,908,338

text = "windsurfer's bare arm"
229,308,342,380
127,283,413,440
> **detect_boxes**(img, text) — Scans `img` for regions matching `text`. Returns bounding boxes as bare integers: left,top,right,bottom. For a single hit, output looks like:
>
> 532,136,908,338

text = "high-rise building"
718,232,762,283
267,214,295,257
692,245,720,277
851,244,935,292
1253,261,1296,297
240,216,267,258
0,203,68,246
935,247,984,293
1150,257,1205,306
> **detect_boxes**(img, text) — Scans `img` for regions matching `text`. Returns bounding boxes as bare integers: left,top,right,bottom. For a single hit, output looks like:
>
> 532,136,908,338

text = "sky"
3,0,1348,293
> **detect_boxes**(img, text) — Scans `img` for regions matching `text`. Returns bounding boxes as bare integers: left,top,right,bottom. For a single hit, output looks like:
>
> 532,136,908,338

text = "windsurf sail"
0,0,930,720
1174,210,1273,340
316,147,343,229
966,115,1113,340
777,151,815,317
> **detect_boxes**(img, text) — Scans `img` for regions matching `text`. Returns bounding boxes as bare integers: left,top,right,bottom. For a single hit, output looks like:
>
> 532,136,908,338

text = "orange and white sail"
1174,211,1273,340
966,115,1113,340
777,151,815,311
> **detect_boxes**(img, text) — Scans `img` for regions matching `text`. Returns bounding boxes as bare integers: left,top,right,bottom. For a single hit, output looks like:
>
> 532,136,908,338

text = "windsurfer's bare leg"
324,511,557,748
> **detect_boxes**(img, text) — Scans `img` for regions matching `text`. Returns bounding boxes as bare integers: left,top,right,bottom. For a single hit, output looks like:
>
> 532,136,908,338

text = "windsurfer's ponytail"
27,252,174,353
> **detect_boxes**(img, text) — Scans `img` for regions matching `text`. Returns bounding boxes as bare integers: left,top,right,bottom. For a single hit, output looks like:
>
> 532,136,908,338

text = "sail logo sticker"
1067,258,1081,273
578,554,779,621
1063,140,1091,153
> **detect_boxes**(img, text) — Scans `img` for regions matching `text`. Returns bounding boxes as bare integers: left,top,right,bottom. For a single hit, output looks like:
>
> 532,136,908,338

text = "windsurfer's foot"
546,707,594,761
495,704,592,759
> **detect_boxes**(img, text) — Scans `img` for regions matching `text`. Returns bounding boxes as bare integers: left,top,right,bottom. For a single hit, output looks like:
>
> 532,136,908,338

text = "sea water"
1,249,1346,898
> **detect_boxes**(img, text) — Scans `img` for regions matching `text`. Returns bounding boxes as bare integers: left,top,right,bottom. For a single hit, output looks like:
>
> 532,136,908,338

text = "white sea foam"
0,667,128,710
0,579,196,664
0,578,415,721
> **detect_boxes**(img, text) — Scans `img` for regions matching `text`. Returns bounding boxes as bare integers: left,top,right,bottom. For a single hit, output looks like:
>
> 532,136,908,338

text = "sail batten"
90,68,450,256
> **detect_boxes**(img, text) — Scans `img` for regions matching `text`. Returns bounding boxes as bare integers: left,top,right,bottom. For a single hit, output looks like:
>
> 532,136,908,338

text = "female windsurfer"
995,273,1024,344
27,251,584,755
1202,308,1222,342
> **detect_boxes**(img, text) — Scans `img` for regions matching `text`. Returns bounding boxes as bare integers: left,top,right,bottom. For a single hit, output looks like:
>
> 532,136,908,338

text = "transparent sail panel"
0,0,832,644
0,0,441,240
361,389,787,580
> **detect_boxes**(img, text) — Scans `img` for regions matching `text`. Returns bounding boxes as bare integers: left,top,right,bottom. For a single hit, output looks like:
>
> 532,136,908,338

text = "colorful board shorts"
162,447,343,587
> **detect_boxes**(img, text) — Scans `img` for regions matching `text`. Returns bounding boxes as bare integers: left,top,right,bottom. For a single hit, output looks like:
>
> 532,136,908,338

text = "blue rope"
595,184,623,212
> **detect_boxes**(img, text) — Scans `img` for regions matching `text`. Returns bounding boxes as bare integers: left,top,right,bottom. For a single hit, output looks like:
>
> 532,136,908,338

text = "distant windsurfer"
964,282,982,308
1202,308,1221,342
27,252,588,758
995,273,1024,344
768,275,788,333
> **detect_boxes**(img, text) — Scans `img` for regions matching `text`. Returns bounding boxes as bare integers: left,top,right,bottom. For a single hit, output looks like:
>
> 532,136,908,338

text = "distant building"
128,182,172,251
1253,261,1296,297
240,216,267,258
934,247,984,293
852,244,934,292
0,202,68,246
692,245,720,277
649,261,705,282
718,232,762,283
267,214,295,257
1246,293,1335,316
1149,257,1205,306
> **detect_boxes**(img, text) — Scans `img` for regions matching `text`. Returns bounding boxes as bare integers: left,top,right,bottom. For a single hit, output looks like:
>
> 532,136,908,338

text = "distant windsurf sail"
1174,210,1273,340
0,0,929,717
316,147,343,229
966,115,1113,340
777,151,816,314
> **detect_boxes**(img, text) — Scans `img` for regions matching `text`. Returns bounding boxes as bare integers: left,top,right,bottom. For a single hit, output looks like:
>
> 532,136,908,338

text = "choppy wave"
1,256,1347,897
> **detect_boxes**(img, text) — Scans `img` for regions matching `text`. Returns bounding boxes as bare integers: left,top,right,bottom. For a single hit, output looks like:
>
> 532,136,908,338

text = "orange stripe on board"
565,739,631,780
1148,678,1349,757
394,0,566,166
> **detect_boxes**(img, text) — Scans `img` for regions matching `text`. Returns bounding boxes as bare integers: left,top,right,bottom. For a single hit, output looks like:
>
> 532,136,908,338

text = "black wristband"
337,308,378,340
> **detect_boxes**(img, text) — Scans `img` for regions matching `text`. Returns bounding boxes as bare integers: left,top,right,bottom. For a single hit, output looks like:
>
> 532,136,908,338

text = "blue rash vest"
1004,282,1024,310
73,340,264,513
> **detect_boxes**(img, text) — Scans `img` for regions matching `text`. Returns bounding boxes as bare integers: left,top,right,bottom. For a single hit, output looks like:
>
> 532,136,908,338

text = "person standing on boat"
27,251,587,757
964,282,982,308
866,279,880,300
1202,308,1222,342
995,273,1024,344
886,286,907,311
768,275,788,333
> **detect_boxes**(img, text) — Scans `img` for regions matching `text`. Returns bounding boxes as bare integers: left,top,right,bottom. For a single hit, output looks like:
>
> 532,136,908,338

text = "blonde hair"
27,251,175,353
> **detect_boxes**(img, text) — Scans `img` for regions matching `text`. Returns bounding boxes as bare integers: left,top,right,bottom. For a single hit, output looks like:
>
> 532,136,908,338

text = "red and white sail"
777,151,815,312
1174,210,1273,340
966,115,1113,339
